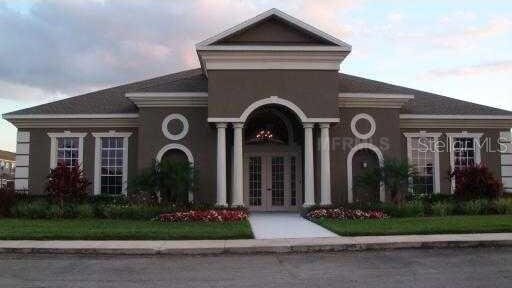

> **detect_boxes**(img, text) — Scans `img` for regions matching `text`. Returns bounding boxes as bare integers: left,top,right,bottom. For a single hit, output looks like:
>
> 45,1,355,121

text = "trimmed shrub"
495,198,512,215
380,201,425,218
450,164,503,201
10,200,51,219
0,186,16,217
431,201,456,217
94,204,164,220
460,199,490,215
76,204,95,219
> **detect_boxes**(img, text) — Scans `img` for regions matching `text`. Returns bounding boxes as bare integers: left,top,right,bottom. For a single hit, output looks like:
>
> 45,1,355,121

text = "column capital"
319,123,331,129
232,122,244,129
303,123,315,129
216,123,228,129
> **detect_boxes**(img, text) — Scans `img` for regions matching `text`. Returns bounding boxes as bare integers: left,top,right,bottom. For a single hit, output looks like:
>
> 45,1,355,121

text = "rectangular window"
453,137,476,170
100,137,124,195
410,137,435,194
57,137,79,167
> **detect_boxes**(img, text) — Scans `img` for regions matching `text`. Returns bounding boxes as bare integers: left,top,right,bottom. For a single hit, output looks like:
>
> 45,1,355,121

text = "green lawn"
314,215,512,236
0,219,253,240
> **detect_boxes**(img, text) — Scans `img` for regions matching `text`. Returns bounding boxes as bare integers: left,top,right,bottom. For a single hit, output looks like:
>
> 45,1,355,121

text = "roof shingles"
4,68,511,116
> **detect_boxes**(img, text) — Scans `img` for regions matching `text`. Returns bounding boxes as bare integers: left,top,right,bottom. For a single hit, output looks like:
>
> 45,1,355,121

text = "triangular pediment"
215,15,335,46
196,8,351,50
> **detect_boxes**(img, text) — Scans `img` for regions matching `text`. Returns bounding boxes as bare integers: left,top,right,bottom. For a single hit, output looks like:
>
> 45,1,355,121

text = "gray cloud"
0,0,261,98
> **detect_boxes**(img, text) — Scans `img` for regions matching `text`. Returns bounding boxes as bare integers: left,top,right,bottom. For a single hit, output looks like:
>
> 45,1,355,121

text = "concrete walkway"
248,212,339,239
1,233,512,255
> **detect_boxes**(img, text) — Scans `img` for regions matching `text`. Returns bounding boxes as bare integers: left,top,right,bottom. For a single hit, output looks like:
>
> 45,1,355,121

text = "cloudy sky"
1,0,511,151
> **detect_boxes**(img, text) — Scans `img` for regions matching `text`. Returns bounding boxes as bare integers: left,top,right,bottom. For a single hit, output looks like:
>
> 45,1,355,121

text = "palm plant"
129,159,197,205
356,159,416,203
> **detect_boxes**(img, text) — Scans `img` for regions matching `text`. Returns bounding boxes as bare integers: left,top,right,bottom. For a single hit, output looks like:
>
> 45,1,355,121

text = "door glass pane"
248,157,262,206
290,156,296,206
271,157,285,206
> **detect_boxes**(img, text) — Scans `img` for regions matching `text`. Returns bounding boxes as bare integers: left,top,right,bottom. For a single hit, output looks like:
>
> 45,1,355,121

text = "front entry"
244,153,301,211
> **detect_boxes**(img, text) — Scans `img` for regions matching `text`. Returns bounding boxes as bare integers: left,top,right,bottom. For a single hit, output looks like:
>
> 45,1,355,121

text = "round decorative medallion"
350,113,376,140
162,113,189,140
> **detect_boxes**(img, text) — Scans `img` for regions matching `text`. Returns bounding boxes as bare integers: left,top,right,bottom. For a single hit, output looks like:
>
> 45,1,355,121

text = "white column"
303,123,315,207
216,123,227,206
320,123,332,205
232,123,244,206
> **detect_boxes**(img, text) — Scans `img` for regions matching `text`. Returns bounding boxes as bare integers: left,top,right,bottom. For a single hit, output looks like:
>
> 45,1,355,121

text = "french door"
244,153,301,211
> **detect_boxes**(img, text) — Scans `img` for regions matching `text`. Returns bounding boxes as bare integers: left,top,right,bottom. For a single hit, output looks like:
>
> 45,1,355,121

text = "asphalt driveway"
0,247,510,287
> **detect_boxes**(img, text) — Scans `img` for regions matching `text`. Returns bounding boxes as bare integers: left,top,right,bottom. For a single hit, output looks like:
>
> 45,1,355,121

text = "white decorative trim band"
162,114,189,141
126,93,208,107
338,93,413,108
350,113,376,140
400,114,512,120
3,113,139,119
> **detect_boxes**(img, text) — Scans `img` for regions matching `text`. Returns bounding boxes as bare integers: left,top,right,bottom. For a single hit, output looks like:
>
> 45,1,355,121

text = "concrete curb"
1,233,511,255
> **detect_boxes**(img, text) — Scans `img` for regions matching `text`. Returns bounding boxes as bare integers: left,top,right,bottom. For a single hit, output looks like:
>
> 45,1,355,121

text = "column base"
302,202,315,207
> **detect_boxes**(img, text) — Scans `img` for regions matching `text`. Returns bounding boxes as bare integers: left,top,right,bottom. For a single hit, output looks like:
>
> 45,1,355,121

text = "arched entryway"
351,148,380,202
347,143,385,203
241,106,303,211
155,143,194,201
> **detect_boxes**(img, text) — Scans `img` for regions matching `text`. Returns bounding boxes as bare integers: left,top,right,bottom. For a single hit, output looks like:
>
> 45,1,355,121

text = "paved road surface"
0,247,510,287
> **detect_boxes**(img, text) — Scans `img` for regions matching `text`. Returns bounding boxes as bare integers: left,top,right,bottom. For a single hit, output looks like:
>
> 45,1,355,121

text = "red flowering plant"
159,209,249,222
45,163,90,213
449,164,503,201
306,207,388,220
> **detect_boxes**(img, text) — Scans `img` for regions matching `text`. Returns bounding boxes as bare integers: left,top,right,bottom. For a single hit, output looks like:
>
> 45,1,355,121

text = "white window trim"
48,131,87,169
92,131,132,195
404,132,442,194
446,132,484,192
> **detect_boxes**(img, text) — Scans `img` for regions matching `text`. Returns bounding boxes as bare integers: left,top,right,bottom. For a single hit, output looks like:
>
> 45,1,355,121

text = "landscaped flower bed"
306,208,388,220
159,209,249,222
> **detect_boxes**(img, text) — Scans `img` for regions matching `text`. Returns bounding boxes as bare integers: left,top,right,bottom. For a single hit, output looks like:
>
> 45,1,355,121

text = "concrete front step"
1,233,512,255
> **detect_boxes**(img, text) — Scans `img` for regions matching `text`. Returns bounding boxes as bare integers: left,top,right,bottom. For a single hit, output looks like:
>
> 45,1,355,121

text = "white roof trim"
125,92,208,98
3,113,139,119
400,114,512,120
196,8,351,51
339,93,414,99
196,45,348,52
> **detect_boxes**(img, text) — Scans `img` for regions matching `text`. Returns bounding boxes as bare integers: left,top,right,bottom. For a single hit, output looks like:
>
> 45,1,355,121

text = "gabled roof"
3,69,206,116
0,150,15,161
339,73,512,115
3,68,511,117
196,8,351,51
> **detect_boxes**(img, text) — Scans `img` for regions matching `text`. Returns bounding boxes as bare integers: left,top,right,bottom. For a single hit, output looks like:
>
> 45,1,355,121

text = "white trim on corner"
347,143,385,203
92,131,132,195
350,113,376,140
195,8,351,50
207,96,340,123
4,113,139,120
125,92,208,97
156,143,194,164
162,114,189,141
446,132,484,193
47,131,87,169
400,114,512,120
403,132,442,194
